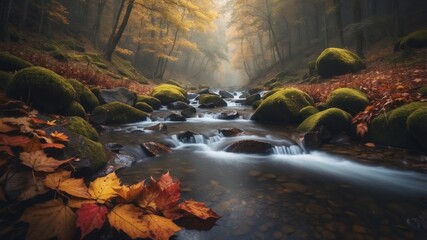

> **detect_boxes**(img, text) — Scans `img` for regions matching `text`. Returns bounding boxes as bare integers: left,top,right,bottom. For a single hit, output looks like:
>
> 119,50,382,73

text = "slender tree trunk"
323,1,329,48
104,0,135,61
392,0,401,37
258,32,268,69
353,0,364,57
334,0,345,46
38,0,46,33
93,0,106,49
107,0,125,49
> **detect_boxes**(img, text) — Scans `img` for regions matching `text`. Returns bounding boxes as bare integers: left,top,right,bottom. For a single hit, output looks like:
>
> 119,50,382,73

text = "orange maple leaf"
20,150,73,172
50,131,69,142
178,200,220,220
356,123,369,137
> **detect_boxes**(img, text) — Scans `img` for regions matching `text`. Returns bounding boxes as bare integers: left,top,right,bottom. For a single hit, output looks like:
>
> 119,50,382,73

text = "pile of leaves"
0,99,219,240
290,63,427,136
1,45,153,95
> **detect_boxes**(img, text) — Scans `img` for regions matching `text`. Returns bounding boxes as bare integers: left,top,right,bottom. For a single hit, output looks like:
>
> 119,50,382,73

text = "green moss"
90,102,148,124
0,71,13,90
297,108,352,133
324,88,369,116
368,102,426,148
62,101,86,118
50,48,68,62
264,78,278,87
67,79,99,112
199,94,227,107
135,102,153,113
299,106,319,120
417,86,427,96
407,107,427,149
316,48,365,78
137,95,162,110
77,136,107,171
308,61,317,76
252,100,261,110
268,81,282,90
0,52,32,72
251,88,314,123
398,29,427,50
6,66,75,113
165,79,183,87
65,116,99,141
151,84,187,105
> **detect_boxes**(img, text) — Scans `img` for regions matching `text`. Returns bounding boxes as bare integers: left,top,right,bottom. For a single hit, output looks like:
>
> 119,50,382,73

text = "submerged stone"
225,140,273,154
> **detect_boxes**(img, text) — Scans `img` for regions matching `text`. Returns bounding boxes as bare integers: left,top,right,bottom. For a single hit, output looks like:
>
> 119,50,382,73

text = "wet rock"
303,131,322,149
246,93,261,106
248,87,262,95
198,103,216,109
165,113,186,121
167,101,190,110
181,106,197,118
99,87,136,106
187,93,198,100
218,110,240,120
177,131,206,143
282,183,307,193
225,140,274,154
219,128,244,137
105,143,123,152
145,123,167,132
219,90,234,98
141,142,171,157
198,88,210,94
199,94,227,108
90,102,148,124
152,84,187,105
113,154,135,168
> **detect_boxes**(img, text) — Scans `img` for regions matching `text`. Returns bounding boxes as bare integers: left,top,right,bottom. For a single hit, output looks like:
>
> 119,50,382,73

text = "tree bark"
107,0,125,49
104,0,135,61
353,0,364,57
323,1,329,48
333,0,345,46
93,0,106,49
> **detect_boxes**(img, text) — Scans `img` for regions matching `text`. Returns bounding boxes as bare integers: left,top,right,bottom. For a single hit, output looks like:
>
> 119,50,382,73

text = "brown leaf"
0,134,31,147
2,168,48,201
44,170,91,199
23,136,42,152
68,198,97,209
0,146,13,156
41,143,65,149
114,181,145,203
20,199,76,240
365,142,376,148
1,117,33,133
88,172,121,204
178,200,220,220
20,150,73,172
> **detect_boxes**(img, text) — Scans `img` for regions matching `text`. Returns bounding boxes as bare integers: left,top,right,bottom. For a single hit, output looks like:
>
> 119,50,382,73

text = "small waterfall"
272,145,304,155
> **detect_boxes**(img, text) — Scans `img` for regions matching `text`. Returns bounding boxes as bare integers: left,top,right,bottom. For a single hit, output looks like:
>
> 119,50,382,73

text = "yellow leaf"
88,172,121,204
20,150,73,172
108,204,149,239
114,181,145,203
140,214,182,240
50,131,69,142
44,170,91,199
47,120,57,126
20,199,76,240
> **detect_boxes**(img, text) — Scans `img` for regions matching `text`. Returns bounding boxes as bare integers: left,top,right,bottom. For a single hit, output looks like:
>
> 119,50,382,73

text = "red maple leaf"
76,203,108,239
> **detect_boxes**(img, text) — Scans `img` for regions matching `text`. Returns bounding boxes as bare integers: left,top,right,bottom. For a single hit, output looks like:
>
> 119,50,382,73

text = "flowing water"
99,96,427,240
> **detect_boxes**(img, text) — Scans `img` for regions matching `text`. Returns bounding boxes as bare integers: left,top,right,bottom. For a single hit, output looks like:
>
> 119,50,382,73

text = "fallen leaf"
0,134,31,147
0,146,13,156
356,123,369,137
365,142,376,148
44,170,91,199
68,198,97,209
76,203,108,239
114,181,145,203
23,136,42,152
20,199,76,240
41,143,65,149
30,117,46,125
88,172,121,204
20,150,73,172
108,204,181,240
47,120,57,126
2,117,33,133
2,168,48,201
0,120,18,132
50,131,69,142
178,200,220,220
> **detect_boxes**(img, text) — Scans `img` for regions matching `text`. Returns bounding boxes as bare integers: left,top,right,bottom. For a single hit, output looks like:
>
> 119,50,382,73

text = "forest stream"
98,91,427,240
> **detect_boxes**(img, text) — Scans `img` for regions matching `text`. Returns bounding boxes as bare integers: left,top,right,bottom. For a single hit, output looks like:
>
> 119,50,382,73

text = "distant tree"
353,0,364,57
0,0,12,41
333,0,345,46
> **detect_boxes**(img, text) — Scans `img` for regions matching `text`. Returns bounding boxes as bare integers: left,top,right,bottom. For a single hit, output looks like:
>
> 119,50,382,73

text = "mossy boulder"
67,79,99,112
61,101,86,118
6,66,75,113
407,107,427,149
0,52,32,72
65,116,99,141
368,102,426,148
70,136,107,172
90,102,148,124
324,88,369,116
299,106,319,120
417,86,427,96
0,71,12,90
199,94,227,108
151,84,187,105
99,87,137,106
135,102,153,113
297,108,352,133
165,79,183,88
396,30,427,50
137,95,162,110
251,88,314,123
316,48,365,78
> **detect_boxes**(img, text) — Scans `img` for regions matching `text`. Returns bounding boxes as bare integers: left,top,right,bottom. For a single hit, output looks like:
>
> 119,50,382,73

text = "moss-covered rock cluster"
297,108,352,133
0,51,32,72
65,116,99,141
0,71,13,90
395,29,427,51
199,94,227,108
368,102,427,149
316,48,365,78
90,102,148,124
323,88,369,116
67,79,99,112
137,95,162,110
251,88,314,123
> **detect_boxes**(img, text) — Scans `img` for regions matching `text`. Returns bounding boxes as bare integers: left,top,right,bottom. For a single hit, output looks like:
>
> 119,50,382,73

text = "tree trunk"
334,0,345,46
392,0,401,37
93,0,106,49
104,0,135,61
107,0,125,49
353,0,364,57
38,0,46,33
0,0,12,40
323,1,329,48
